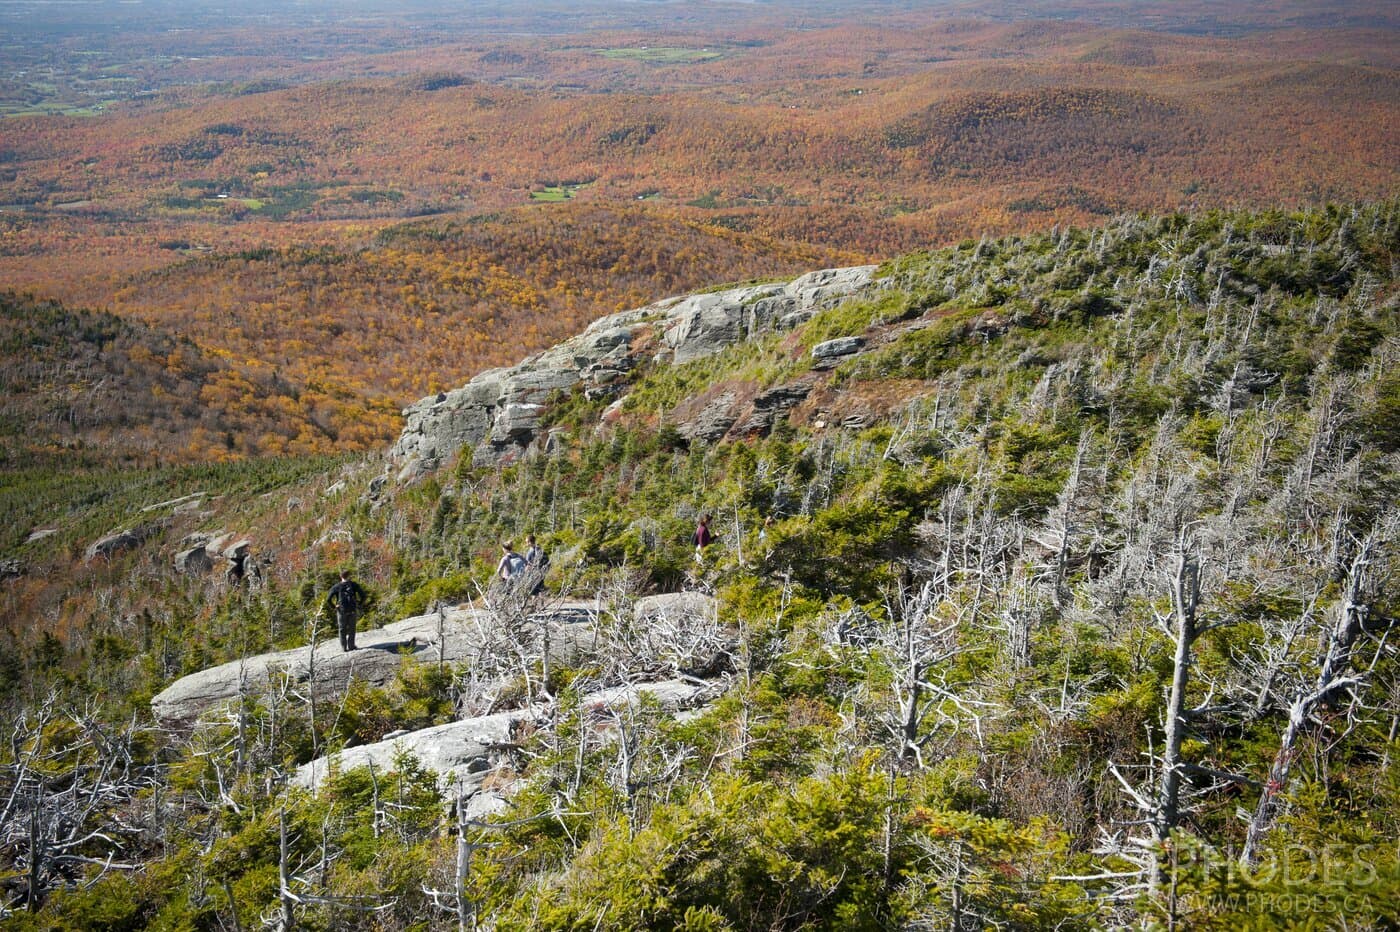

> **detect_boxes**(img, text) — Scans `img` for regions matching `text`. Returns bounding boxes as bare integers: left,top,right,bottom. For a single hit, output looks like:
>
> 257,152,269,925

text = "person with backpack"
525,534,548,570
326,570,368,652
496,541,527,585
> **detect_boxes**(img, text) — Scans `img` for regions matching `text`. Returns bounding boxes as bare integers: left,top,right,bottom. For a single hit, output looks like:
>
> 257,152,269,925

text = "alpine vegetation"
1,203,1396,929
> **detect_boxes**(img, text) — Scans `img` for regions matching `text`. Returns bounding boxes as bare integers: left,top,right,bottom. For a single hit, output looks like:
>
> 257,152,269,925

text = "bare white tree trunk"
1151,550,1200,891
1241,528,1382,864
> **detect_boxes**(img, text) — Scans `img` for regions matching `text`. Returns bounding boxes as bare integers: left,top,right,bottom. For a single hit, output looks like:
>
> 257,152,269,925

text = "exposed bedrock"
390,265,879,475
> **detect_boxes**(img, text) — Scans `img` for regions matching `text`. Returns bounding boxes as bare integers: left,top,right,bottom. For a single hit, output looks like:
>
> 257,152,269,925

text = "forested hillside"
0,292,349,467
4,7,1394,470
1,203,1395,929
0,207,849,461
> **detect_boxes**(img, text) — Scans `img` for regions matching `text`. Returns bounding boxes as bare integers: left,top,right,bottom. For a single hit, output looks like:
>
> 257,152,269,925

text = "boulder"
0,558,23,582
173,546,214,575
85,523,161,562
811,336,866,361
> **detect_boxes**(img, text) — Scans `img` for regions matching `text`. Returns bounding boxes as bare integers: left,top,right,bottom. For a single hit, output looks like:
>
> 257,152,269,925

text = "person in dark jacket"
326,570,368,652
524,534,549,595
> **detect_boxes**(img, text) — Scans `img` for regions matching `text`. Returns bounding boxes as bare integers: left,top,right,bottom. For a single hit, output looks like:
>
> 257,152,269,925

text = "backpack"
336,582,359,613
507,553,527,577
528,545,550,569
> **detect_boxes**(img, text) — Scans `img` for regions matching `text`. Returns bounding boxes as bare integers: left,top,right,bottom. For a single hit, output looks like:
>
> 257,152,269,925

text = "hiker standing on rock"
326,570,368,652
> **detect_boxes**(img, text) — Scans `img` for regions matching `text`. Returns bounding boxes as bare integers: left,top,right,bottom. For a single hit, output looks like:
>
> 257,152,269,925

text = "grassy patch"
531,182,590,202
597,47,724,64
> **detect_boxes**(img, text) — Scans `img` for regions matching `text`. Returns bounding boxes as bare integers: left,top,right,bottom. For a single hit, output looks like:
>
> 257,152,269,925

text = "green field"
530,182,589,202
597,46,725,64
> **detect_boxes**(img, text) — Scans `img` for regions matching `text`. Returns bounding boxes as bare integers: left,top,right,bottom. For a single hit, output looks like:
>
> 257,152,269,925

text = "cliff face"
389,265,879,477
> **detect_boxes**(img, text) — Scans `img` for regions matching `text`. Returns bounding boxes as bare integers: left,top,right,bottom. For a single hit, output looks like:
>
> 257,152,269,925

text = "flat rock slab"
293,708,530,793
151,601,601,726
292,678,712,794
634,592,717,625
811,336,866,360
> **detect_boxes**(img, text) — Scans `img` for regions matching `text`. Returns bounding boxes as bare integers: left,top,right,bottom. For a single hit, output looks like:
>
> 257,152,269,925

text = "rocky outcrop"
140,492,207,515
292,707,530,794
171,532,255,575
173,545,214,575
86,522,163,562
678,391,740,442
661,283,787,364
734,381,815,435
633,591,712,622
291,678,713,796
811,336,866,368
151,601,602,726
390,265,881,476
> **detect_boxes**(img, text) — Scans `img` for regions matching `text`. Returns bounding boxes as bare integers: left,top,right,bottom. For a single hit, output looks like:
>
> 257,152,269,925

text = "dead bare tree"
1088,531,1253,911
0,698,151,914
266,806,396,931
843,571,994,769
1241,519,1394,864
1150,546,1201,891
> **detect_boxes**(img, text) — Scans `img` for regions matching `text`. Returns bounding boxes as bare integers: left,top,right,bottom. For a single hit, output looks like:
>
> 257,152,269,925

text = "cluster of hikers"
494,534,550,594
322,514,732,653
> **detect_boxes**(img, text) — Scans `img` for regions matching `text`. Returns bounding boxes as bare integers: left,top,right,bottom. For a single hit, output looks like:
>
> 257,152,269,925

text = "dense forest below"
0,206,853,464
0,203,1396,929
